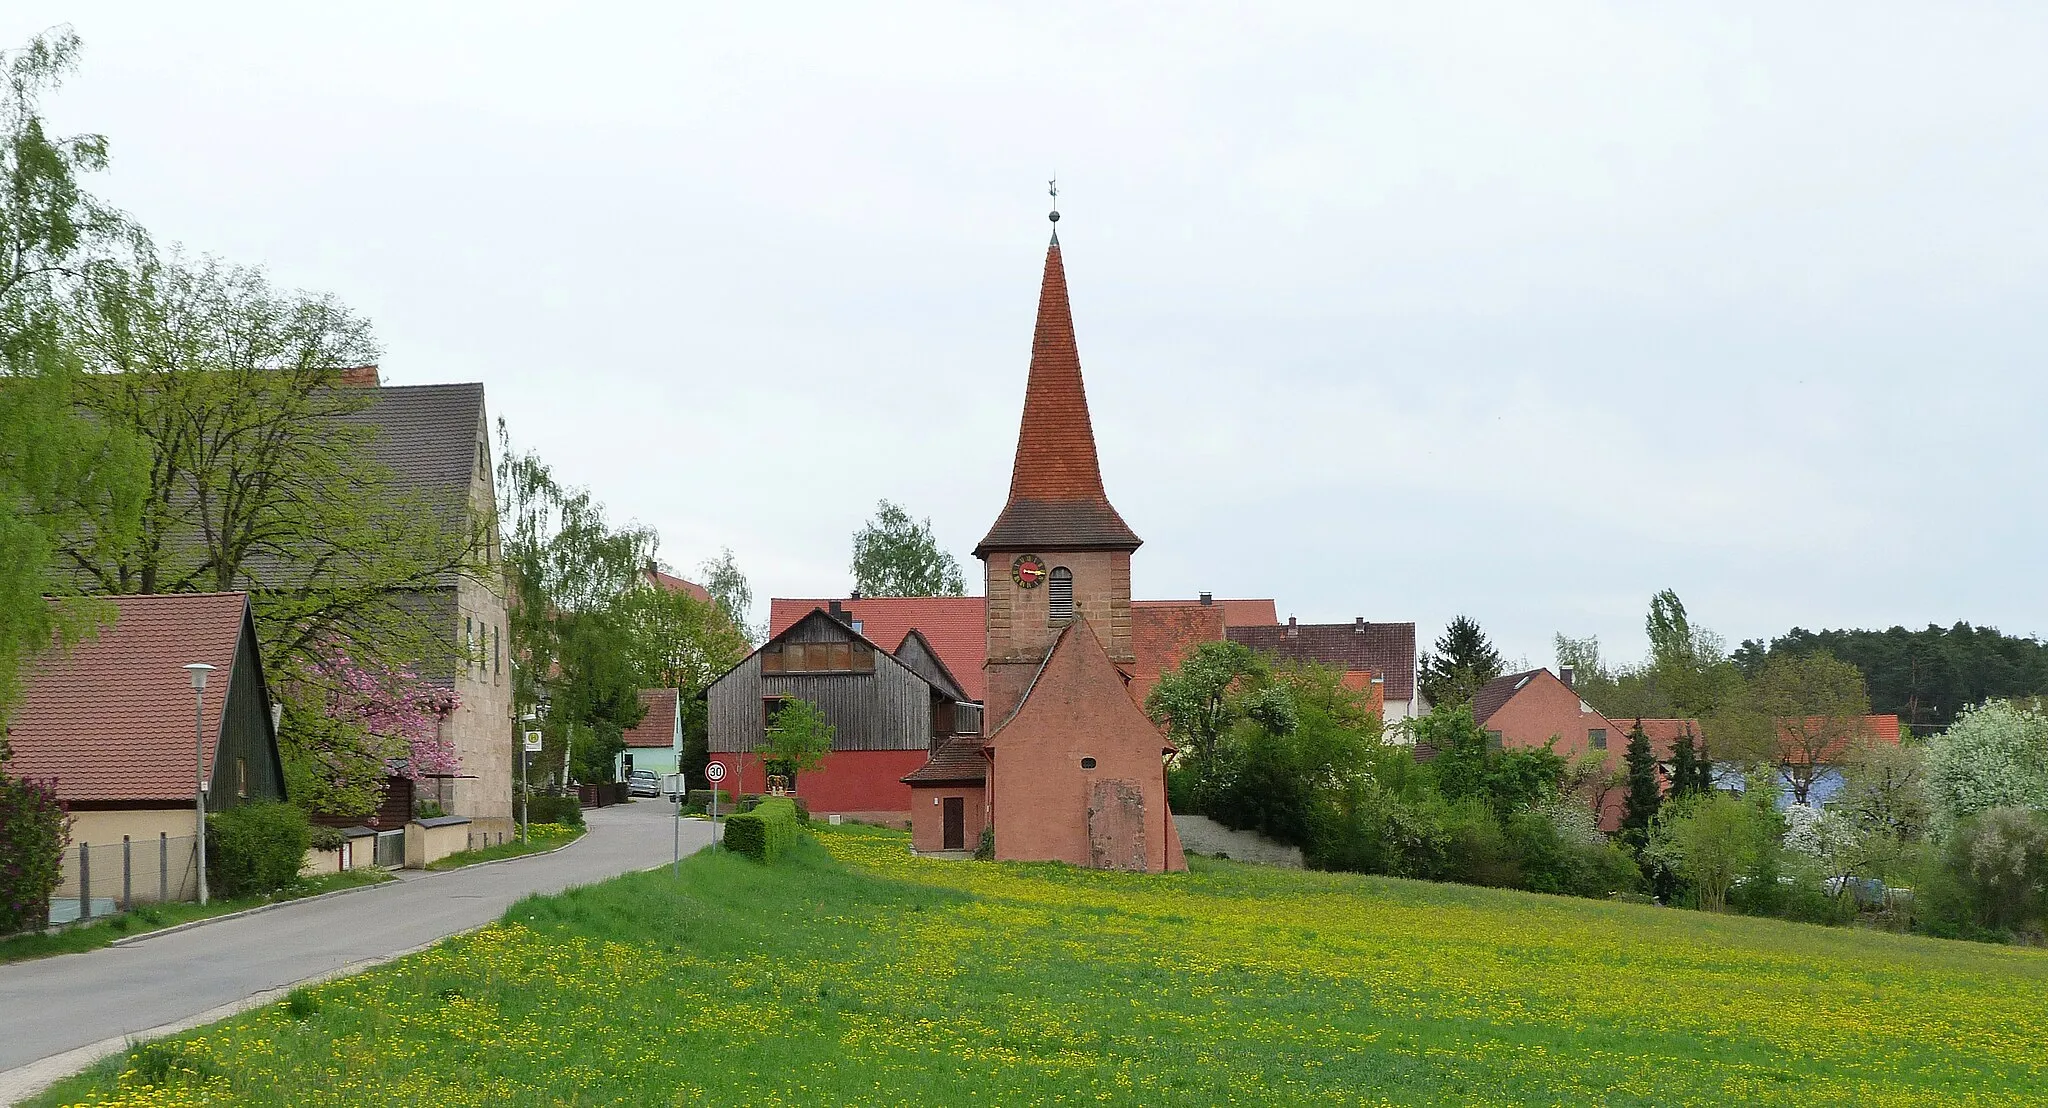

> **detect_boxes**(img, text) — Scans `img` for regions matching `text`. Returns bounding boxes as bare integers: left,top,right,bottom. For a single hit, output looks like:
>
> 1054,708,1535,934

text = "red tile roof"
901,735,988,785
1471,668,1547,727
5,594,251,803
1779,714,1902,764
1129,603,1227,706
647,569,712,604
768,597,987,701
1227,620,1418,701
1132,598,1278,627
622,688,679,748
976,239,1141,556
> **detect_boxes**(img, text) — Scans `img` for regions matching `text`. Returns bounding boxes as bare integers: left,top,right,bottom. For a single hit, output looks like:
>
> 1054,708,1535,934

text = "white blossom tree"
1925,700,2048,837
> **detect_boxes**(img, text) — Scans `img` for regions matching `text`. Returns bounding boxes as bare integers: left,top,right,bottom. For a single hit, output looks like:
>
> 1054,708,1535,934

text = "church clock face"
1011,554,1047,588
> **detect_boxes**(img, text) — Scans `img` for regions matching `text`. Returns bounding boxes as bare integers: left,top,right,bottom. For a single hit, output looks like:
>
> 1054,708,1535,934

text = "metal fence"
52,833,200,924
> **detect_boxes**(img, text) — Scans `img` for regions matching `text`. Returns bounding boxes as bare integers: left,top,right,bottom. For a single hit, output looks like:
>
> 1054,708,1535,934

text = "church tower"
978,216,1142,728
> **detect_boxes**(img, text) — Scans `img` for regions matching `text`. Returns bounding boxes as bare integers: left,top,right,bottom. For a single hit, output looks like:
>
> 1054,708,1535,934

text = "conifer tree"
1670,728,1701,800
1417,615,1506,709
1621,719,1662,846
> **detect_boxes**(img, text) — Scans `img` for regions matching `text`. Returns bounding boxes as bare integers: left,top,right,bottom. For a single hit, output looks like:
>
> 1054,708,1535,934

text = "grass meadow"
34,824,2048,1106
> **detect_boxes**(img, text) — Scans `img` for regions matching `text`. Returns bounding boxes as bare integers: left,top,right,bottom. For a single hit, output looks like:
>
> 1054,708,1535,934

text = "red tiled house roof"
622,688,680,748
1132,598,1278,627
5,594,260,803
1779,714,1902,764
975,237,1141,557
1227,618,1418,702
901,735,988,785
769,597,987,701
1471,668,1546,728
1129,603,1228,707
648,569,712,604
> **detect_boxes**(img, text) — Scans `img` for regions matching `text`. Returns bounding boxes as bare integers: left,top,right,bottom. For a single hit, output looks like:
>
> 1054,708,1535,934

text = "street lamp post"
182,663,216,906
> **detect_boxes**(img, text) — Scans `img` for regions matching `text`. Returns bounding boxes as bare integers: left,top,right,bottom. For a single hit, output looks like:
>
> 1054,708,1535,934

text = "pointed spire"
975,229,1141,557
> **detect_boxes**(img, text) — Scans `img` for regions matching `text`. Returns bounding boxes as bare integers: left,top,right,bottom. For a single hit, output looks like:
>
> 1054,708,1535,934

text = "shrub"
307,825,347,852
723,797,802,864
521,790,585,829
415,799,447,820
684,790,733,812
1934,807,2048,936
975,825,995,861
207,801,311,898
0,773,70,935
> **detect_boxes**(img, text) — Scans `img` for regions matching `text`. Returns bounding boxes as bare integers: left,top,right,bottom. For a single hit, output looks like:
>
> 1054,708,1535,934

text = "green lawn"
34,825,2048,1106
0,869,392,966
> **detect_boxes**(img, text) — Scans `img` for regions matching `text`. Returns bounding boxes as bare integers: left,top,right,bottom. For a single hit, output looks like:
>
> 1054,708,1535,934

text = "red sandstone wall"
705,749,926,816
982,549,1132,725
908,785,988,853
990,623,1186,872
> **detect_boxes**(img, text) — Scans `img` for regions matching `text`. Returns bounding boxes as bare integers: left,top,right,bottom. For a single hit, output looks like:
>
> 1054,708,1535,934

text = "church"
902,211,1188,873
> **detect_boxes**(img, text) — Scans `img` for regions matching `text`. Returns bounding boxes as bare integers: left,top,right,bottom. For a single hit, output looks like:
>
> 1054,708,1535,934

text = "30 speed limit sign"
704,761,726,784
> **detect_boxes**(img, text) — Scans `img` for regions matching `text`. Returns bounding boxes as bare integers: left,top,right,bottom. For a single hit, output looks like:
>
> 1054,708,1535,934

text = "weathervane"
1048,176,1060,223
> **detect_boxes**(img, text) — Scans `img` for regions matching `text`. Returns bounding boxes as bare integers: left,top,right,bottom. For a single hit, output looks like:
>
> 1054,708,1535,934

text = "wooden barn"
706,603,980,822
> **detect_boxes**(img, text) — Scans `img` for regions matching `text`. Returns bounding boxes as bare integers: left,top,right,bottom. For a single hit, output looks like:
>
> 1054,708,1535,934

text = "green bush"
723,797,802,864
307,825,347,852
1916,807,2048,939
206,801,311,898
521,791,585,829
1,772,70,935
684,790,733,811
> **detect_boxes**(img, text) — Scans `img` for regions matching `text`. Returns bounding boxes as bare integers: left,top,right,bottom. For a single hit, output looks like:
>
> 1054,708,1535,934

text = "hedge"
736,794,807,822
723,797,802,864
207,801,311,898
521,790,586,829
685,790,734,811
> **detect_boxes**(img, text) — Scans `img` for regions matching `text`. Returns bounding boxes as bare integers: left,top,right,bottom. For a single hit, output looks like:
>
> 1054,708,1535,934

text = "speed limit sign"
705,761,726,784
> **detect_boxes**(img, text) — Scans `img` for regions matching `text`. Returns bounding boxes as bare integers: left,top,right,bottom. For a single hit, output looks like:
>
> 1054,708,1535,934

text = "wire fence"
52,833,200,924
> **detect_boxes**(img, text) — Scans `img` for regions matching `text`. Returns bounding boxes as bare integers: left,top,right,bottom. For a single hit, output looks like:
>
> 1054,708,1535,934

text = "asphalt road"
0,799,704,1091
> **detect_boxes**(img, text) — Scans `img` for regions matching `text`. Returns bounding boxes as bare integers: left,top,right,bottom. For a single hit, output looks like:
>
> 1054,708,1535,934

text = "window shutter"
1048,567,1074,621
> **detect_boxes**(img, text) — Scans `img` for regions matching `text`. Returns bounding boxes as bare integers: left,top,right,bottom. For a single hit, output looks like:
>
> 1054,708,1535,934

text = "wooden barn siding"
709,653,933,753
894,635,969,703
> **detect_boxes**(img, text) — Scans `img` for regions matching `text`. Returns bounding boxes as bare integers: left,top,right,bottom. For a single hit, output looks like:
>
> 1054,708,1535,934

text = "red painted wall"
705,749,926,817
908,785,987,853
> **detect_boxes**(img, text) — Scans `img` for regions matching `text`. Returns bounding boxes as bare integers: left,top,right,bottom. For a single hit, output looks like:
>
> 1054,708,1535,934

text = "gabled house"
3,593,286,901
337,373,514,837
706,605,980,821
1461,667,1631,828
1227,616,1418,721
620,688,682,777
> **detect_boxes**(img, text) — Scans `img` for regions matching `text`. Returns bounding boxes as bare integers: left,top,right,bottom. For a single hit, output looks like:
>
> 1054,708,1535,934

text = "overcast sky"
13,3,2046,668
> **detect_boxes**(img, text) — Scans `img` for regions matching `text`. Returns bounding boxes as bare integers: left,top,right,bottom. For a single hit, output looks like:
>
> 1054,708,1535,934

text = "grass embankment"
424,822,583,870
36,825,2048,1106
0,870,392,966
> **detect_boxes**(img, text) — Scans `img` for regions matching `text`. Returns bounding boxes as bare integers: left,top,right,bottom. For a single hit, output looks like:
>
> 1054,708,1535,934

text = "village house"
1225,616,1419,722
620,688,682,777
1457,666,1632,828
337,372,516,839
705,604,980,823
3,594,287,910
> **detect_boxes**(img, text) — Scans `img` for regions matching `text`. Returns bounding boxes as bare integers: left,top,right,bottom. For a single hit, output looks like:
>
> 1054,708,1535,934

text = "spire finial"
1047,176,1060,243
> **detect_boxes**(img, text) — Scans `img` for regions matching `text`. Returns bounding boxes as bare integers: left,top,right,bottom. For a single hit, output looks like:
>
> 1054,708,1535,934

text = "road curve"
0,800,703,1097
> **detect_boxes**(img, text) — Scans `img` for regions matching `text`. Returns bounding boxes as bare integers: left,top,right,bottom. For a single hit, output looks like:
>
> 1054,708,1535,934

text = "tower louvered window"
1048,567,1074,622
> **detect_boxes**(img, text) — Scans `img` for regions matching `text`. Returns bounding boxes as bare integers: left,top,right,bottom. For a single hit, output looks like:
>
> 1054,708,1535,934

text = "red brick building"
903,220,1185,872
1464,667,1633,828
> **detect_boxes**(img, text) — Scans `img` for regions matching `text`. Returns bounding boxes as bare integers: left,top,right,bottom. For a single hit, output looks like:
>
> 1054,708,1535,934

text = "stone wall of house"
1172,814,1304,869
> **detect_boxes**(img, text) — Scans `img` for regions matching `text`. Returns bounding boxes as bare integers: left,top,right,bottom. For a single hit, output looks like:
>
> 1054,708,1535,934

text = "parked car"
628,769,661,797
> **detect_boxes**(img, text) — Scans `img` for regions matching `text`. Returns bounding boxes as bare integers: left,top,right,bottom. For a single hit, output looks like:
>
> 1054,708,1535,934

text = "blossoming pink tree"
279,644,460,820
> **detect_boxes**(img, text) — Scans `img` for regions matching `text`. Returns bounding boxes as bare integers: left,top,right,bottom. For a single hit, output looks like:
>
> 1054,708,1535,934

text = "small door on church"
942,797,965,851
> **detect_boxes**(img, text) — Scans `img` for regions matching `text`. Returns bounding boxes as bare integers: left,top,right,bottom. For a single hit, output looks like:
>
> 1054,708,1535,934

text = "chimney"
849,589,862,600
336,365,380,388
1560,665,1575,690
1354,616,1365,633
1286,616,1298,638
1199,592,1213,606
828,599,844,620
